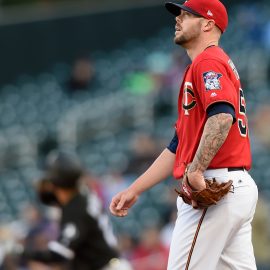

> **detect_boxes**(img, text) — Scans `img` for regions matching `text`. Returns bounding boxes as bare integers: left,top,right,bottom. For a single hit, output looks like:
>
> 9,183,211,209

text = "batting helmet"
44,150,83,189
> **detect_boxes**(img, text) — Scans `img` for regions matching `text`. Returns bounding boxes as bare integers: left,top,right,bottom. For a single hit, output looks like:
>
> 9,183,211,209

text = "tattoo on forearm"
189,113,233,173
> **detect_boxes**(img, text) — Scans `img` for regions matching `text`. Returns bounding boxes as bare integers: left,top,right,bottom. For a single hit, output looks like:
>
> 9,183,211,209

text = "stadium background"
0,0,270,269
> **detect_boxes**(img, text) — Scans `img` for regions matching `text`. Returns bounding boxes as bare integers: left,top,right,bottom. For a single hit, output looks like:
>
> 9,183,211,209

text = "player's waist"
207,167,245,172
204,167,249,186
205,167,245,176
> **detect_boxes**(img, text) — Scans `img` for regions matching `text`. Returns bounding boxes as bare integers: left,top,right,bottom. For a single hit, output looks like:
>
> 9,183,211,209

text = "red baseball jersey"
173,46,251,179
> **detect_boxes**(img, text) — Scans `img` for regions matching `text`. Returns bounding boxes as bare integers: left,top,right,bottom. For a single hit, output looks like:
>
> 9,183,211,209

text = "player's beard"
174,26,201,47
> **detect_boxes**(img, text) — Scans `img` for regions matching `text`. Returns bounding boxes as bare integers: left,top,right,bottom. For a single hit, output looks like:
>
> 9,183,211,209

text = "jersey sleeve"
207,102,236,123
193,59,237,111
167,131,178,154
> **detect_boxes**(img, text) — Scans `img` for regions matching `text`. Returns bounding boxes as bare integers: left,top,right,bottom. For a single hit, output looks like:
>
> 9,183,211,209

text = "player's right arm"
109,148,175,217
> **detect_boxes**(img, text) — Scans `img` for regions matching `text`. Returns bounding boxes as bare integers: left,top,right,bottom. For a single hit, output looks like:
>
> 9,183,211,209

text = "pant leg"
218,174,258,270
218,220,257,270
167,198,236,270
167,170,258,270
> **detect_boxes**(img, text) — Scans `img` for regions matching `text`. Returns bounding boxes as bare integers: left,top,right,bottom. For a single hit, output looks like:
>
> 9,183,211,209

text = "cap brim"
165,2,201,17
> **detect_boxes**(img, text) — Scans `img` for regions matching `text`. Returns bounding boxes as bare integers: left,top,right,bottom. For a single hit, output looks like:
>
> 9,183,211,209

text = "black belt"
228,167,245,172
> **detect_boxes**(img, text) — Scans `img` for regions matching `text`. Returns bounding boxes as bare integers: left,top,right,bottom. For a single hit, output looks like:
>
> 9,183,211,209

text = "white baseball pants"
167,168,258,270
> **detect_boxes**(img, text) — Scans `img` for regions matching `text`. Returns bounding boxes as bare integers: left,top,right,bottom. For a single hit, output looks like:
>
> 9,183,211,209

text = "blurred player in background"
23,150,132,270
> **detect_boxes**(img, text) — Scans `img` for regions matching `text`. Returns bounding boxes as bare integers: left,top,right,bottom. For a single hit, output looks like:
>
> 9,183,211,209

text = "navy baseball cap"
165,0,228,33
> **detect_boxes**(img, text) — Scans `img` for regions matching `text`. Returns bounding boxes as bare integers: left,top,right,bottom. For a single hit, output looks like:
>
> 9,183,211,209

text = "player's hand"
187,170,206,190
109,188,139,217
187,170,206,209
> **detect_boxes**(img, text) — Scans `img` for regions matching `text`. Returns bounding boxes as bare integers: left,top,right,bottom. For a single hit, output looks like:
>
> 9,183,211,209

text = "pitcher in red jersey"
110,0,258,269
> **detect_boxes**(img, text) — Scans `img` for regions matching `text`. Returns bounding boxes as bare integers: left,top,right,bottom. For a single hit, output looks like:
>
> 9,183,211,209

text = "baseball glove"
175,170,233,209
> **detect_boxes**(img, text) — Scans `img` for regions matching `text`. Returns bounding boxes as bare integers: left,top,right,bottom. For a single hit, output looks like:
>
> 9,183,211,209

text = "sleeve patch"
203,71,222,91
62,223,78,244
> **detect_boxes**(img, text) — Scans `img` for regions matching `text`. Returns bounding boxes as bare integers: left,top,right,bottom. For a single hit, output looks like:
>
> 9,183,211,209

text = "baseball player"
23,151,133,270
110,0,258,269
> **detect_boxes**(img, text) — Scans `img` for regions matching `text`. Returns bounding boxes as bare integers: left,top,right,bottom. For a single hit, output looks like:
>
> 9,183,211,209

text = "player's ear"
202,19,215,32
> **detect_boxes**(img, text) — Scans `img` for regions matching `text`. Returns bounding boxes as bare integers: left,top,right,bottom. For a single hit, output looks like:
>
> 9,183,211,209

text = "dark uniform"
24,151,120,270
25,191,118,270
53,192,118,270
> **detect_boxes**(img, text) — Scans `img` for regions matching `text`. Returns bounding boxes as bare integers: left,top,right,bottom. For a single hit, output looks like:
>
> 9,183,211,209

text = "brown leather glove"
176,170,233,209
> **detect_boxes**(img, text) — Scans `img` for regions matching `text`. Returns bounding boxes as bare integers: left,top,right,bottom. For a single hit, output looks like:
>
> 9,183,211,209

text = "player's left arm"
188,112,233,190
189,59,237,190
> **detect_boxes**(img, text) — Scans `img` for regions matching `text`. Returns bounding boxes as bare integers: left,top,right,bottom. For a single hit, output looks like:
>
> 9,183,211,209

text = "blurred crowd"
0,134,270,269
0,1,270,270
0,157,173,270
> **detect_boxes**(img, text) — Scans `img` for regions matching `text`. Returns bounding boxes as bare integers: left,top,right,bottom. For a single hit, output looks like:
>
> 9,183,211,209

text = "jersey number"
238,88,248,137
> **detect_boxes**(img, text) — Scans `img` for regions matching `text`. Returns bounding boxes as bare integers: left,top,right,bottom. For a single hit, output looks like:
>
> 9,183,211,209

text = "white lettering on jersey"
48,241,75,259
228,59,240,80
63,223,77,241
87,192,118,248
